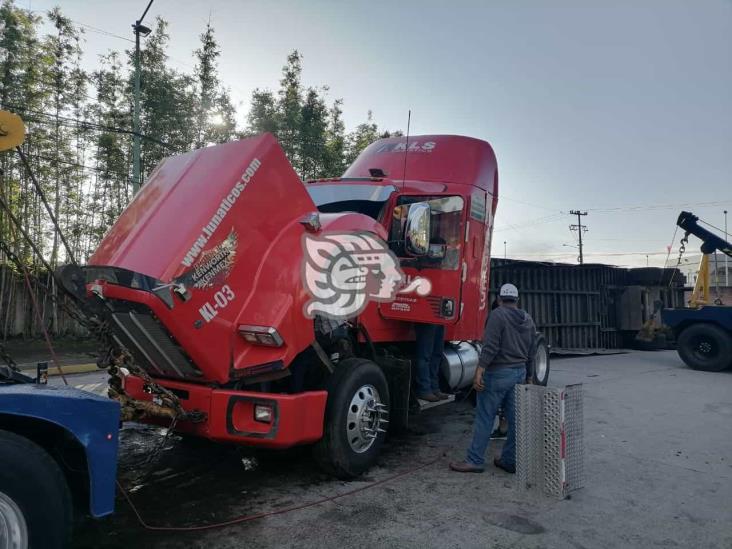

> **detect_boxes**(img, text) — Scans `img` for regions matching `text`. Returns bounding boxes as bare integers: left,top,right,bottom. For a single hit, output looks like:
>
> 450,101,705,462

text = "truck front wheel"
677,324,732,372
313,358,390,479
0,429,72,549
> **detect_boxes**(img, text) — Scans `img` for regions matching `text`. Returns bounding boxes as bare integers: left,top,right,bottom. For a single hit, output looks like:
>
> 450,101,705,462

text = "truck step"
417,394,455,411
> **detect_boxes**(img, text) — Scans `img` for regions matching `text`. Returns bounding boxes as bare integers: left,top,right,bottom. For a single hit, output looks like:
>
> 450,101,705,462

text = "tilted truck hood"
87,135,327,383
90,133,316,284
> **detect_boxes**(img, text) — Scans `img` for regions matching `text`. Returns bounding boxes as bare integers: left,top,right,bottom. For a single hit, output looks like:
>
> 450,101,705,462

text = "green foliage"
245,50,399,180
0,1,399,337
0,2,396,271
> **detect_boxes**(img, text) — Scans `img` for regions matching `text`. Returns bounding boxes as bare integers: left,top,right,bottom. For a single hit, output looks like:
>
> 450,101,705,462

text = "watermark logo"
302,232,431,320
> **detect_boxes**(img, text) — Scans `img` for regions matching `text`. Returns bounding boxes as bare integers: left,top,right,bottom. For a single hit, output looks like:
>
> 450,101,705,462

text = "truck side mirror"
405,202,431,256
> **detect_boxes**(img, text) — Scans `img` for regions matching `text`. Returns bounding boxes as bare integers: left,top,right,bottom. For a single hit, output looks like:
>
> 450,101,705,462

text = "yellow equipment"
688,254,712,307
0,110,25,151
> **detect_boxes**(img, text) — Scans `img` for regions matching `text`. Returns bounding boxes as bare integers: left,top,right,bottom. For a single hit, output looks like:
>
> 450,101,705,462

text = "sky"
29,0,732,268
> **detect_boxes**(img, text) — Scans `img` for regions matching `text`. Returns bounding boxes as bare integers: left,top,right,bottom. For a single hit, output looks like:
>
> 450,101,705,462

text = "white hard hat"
499,283,519,299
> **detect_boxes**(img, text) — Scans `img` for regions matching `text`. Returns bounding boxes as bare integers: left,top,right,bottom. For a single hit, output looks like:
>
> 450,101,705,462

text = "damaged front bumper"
123,375,327,449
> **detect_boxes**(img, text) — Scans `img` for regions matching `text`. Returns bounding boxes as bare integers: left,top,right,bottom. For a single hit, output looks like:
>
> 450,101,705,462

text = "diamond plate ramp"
516,384,584,498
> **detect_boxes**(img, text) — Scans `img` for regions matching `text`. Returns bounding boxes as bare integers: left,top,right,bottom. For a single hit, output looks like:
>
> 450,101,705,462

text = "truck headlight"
238,325,284,347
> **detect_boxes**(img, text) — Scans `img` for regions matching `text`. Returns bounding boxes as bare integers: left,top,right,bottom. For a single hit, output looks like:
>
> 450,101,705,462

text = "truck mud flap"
376,352,410,433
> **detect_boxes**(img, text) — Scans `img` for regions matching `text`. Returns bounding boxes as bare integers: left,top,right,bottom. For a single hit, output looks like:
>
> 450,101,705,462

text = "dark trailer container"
489,259,684,353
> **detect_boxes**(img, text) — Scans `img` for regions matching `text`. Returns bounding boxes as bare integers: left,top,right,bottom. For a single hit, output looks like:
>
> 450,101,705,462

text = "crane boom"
677,211,732,257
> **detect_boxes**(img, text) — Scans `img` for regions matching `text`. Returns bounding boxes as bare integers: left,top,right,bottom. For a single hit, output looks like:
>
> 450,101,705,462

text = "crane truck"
0,110,120,549
662,211,732,371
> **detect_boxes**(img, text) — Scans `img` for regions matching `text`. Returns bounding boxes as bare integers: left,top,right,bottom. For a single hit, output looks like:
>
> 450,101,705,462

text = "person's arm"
473,311,504,391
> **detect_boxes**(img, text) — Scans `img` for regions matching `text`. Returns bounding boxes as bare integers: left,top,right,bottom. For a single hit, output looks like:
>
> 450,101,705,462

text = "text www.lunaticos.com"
181,158,261,268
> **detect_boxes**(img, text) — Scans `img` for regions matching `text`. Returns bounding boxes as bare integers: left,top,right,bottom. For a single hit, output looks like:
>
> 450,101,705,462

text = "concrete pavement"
72,350,732,548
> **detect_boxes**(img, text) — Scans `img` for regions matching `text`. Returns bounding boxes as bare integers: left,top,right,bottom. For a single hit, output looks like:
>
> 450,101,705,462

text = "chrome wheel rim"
0,491,28,549
346,384,388,453
535,345,548,383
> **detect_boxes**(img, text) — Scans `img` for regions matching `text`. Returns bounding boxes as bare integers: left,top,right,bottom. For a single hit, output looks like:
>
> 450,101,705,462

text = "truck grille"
111,310,202,379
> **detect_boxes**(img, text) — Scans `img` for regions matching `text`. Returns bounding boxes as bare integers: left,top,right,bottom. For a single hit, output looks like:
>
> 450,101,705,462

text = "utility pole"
132,0,154,194
504,240,507,259
725,209,729,286
569,210,588,265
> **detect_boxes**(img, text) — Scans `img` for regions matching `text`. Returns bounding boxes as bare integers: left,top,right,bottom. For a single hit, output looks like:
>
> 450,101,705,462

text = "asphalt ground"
67,350,732,548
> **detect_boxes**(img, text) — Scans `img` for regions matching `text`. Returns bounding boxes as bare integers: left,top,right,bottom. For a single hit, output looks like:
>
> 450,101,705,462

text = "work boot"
435,391,451,400
494,458,516,474
449,461,485,473
418,393,440,403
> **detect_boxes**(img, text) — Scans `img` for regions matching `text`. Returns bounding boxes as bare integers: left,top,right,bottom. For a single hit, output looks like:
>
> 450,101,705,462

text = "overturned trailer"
489,259,685,353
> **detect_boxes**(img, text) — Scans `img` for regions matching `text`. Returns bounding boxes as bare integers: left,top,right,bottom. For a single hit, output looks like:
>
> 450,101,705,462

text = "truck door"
379,195,466,325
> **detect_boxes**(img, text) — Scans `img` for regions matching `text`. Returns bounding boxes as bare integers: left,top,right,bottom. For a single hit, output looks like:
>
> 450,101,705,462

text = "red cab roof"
342,134,498,195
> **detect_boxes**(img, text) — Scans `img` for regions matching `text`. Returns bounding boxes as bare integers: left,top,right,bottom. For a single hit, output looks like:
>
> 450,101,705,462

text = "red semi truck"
78,133,548,478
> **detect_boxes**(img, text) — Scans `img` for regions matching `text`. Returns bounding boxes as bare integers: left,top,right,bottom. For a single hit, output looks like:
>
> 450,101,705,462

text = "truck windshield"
306,184,396,220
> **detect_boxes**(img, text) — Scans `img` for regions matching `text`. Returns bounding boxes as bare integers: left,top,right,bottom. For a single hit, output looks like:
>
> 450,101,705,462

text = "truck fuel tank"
440,341,480,391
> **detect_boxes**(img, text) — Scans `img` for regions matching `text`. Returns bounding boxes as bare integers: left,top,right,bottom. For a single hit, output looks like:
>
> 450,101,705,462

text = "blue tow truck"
661,211,732,372
0,110,121,549
0,367,120,549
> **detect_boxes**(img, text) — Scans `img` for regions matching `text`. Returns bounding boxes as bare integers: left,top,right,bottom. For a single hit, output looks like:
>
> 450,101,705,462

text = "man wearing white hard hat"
450,283,537,474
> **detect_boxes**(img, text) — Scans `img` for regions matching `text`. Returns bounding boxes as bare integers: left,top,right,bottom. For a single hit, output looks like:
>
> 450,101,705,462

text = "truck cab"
306,134,498,342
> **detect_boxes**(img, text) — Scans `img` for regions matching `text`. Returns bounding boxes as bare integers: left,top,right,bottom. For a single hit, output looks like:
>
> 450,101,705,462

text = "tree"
0,1,43,263
244,50,396,179
0,6,404,337
299,87,328,180
42,7,85,267
89,51,131,256
247,88,278,136
131,17,196,178
193,21,236,148
323,98,346,176
344,110,379,165
277,50,303,172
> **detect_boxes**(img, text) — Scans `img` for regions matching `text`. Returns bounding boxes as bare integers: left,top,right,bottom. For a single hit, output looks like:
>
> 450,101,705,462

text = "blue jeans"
466,366,526,467
415,323,445,396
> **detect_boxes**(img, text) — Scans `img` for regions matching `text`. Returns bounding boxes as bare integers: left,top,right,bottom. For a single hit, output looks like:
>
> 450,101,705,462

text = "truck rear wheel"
677,323,732,372
0,429,72,549
533,335,551,386
313,358,390,479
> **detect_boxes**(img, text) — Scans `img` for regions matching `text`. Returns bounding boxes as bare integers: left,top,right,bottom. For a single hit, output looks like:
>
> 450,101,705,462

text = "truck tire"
313,358,390,479
532,335,551,386
0,429,72,549
677,323,732,372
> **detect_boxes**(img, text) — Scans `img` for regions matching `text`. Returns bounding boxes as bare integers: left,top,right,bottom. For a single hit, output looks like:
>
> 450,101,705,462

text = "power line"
493,213,566,233
500,194,560,212
587,199,732,213
1,103,173,148
517,250,675,258
59,16,254,105
20,152,133,182
73,20,134,43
